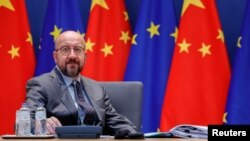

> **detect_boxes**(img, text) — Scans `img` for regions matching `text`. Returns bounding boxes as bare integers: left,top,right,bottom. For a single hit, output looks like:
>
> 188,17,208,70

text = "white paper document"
144,124,208,139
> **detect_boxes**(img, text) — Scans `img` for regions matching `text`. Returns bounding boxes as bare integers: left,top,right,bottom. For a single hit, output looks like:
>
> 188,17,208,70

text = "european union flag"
225,1,250,124
124,0,177,132
35,0,85,75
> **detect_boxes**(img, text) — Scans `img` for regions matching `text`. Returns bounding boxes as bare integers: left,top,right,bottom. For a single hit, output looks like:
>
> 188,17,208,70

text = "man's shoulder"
81,76,99,85
28,70,55,84
81,76,105,90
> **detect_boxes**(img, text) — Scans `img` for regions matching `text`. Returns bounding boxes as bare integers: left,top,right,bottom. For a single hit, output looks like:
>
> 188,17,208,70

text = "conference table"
0,136,207,141
0,139,207,141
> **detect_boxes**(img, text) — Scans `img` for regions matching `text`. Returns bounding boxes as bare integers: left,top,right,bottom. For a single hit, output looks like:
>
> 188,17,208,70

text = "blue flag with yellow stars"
124,0,177,132
225,1,250,124
35,0,85,75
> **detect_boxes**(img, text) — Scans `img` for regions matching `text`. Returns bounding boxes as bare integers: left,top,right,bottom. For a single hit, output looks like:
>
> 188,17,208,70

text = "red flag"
83,0,132,81
160,0,231,131
0,0,35,134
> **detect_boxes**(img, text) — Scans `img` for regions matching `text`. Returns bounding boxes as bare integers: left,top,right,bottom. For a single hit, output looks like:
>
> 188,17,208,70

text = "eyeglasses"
55,45,85,56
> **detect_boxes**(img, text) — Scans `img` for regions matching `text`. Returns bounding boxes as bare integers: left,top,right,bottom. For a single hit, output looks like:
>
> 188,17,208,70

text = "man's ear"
53,51,57,63
84,52,87,64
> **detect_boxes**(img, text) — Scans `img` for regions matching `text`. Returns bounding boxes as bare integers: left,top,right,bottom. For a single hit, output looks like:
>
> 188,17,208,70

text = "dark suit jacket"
26,68,137,135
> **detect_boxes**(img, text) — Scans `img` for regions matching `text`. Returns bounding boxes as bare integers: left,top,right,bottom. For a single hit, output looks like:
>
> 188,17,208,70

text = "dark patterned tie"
72,81,97,125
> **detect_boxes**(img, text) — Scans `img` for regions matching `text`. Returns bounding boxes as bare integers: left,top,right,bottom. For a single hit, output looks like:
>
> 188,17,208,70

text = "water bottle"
35,106,47,135
18,103,31,136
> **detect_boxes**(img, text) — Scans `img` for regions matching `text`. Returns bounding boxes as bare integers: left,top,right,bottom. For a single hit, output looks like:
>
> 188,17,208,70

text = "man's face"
53,31,86,78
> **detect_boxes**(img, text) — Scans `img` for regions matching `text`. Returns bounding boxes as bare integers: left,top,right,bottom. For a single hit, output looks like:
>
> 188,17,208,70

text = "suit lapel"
81,78,103,125
51,68,78,121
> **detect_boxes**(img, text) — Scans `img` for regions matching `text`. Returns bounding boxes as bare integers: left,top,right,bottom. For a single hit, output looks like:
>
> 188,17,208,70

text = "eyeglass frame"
55,45,85,56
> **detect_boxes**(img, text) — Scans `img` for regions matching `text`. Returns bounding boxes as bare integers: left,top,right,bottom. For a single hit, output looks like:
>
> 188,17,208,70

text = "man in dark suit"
25,31,137,135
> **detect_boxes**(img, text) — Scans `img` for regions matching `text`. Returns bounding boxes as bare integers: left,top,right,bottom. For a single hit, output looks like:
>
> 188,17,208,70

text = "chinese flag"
83,0,132,81
0,0,35,134
160,0,231,131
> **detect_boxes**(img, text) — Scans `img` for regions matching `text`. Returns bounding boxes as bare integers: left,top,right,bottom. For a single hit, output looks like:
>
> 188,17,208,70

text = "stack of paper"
144,124,208,139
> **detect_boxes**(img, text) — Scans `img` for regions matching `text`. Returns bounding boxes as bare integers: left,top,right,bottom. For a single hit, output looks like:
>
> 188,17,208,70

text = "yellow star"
198,43,211,58
26,32,33,45
50,25,62,41
119,30,131,44
216,29,225,43
101,43,113,57
132,34,138,45
178,39,191,53
0,0,15,11
85,38,95,52
91,0,109,11
181,0,205,16
170,27,178,43
8,45,20,59
223,112,227,123
77,30,85,39
147,22,160,38
237,36,242,48
123,11,129,21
